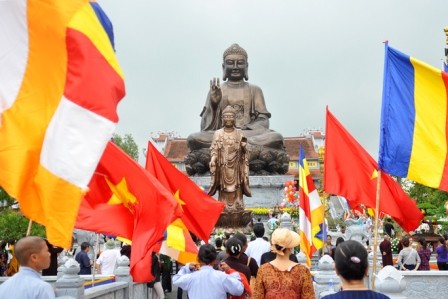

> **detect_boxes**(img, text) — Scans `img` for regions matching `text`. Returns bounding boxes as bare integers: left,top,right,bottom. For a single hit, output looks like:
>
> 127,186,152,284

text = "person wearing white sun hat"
252,228,315,299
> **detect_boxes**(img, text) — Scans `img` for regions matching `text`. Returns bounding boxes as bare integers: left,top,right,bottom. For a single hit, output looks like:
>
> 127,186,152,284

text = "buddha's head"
222,43,248,81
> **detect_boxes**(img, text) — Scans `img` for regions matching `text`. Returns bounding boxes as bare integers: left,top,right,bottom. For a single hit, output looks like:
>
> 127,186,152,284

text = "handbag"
147,280,155,288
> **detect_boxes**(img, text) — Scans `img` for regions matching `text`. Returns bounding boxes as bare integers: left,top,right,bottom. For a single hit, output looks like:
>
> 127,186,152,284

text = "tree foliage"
0,188,46,240
0,210,46,241
112,133,139,161
408,182,448,217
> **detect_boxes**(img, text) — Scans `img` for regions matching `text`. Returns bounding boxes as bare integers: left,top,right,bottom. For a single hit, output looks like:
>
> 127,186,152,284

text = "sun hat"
270,228,300,255
105,239,115,250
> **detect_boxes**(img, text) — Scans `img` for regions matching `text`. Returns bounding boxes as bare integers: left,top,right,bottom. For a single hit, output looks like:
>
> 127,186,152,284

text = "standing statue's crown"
223,43,247,60
222,105,236,116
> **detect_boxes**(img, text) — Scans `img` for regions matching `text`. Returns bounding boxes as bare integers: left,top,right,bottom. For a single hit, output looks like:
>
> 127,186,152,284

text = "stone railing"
55,255,151,299
394,270,448,299
2,254,448,299
311,255,448,299
0,255,150,299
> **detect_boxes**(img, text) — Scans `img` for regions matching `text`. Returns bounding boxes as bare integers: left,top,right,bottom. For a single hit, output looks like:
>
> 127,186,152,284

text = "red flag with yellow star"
324,108,422,232
76,141,181,282
145,141,225,242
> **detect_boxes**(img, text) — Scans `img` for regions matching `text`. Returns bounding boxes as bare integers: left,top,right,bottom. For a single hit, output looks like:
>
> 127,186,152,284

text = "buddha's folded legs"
187,131,215,150
187,129,284,151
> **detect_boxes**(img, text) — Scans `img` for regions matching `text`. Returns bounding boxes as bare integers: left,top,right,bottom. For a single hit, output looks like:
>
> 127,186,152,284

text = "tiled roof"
163,138,188,162
309,130,325,138
152,133,171,142
284,137,319,161
284,136,321,179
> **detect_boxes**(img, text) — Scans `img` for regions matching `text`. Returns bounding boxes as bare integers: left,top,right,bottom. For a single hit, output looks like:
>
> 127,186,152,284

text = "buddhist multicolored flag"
298,146,324,266
325,108,423,232
145,142,225,242
160,219,198,265
0,0,125,248
379,44,448,191
76,142,182,282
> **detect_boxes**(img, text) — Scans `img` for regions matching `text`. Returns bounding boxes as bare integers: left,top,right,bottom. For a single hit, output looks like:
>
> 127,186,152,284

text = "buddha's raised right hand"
209,77,222,108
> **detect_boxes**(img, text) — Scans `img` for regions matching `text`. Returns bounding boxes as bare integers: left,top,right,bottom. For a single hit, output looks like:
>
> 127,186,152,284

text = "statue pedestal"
214,209,254,234
192,175,294,233
191,175,294,208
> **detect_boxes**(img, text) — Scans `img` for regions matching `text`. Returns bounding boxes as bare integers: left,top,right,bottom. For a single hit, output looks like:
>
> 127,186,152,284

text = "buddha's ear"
222,62,227,81
244,62,249,81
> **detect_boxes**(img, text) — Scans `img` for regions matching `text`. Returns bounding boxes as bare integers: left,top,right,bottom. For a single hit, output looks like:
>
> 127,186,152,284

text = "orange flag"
0,1,125,248
324,108,423,232
299,146,324,266
145,142,225,241
76,142,181,282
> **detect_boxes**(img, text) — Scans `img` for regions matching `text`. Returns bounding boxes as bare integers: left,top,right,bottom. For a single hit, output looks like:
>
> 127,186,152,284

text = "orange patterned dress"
252,263,315,299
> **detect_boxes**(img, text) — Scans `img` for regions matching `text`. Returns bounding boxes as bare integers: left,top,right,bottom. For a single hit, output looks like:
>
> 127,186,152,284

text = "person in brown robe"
379,235,394,267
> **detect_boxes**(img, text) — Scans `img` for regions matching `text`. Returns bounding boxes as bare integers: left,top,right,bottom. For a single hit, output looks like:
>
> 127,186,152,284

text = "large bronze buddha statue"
186,43,289,176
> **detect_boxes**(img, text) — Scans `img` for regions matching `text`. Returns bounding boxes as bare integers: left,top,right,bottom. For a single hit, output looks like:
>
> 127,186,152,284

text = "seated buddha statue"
186,43,288,176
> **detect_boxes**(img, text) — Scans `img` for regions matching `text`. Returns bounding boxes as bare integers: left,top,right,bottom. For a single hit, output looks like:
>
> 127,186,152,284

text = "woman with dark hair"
397,237,420,271
224,237,251,282
173,244,244,299
331,237,345,260
323,240,390,299
42,239,63,276
120,244,131,260
148,252,164,299
417,237,431,271
224,237,252,299
436,236,448,270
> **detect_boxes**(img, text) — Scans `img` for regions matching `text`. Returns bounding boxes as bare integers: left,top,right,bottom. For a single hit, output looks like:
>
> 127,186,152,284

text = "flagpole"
26,219,33,236
92,233,99,286
371,169,381,290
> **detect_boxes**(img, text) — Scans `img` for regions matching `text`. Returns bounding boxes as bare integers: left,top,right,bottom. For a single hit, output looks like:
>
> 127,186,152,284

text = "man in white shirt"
96,239,120,275
0,236,55,298
245,224,270,266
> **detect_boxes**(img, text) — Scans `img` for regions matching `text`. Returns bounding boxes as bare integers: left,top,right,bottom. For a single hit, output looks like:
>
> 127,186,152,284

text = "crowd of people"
379,226,448,271
1,220,448,299
172,223,391,299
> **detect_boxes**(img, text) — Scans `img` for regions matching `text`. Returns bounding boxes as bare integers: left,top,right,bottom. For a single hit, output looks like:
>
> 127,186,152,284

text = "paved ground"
149,285,186,299
164,285,185,299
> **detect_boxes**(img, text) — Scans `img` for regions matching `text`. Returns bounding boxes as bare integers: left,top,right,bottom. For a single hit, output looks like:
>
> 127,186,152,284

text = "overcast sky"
100,0,448,163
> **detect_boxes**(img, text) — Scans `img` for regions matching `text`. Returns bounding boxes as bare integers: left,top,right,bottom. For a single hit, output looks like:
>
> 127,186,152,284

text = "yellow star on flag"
370,169,378,180
174,190,186,211
106,177,137,211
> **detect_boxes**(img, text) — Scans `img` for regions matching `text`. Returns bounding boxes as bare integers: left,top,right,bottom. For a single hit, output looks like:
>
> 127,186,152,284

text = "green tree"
0,188,46,240
0,210,45,241
408,182,448,217
112,133,139,161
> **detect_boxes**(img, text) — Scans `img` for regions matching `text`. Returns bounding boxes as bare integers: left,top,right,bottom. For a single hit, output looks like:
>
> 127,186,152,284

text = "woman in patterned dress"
252,228,315,299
